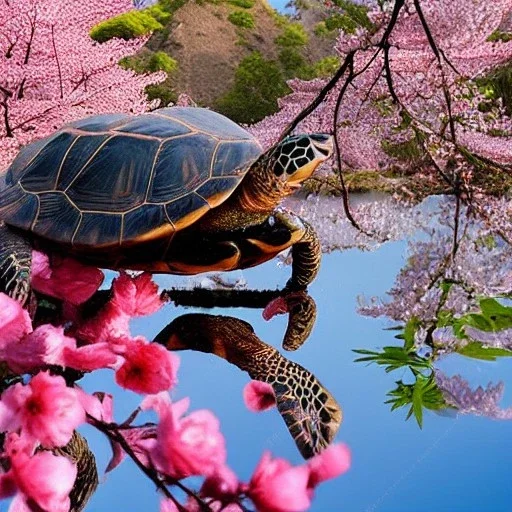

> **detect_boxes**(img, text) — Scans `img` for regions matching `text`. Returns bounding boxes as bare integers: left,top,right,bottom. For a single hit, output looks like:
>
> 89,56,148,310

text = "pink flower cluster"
1,253,178,394
159,442,351,512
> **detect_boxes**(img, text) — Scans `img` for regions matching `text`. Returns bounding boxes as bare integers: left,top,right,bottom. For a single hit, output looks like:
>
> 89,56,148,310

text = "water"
78,195,512,511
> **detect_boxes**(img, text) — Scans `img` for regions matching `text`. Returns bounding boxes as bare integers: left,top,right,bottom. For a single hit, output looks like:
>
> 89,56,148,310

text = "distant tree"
216,52,290,124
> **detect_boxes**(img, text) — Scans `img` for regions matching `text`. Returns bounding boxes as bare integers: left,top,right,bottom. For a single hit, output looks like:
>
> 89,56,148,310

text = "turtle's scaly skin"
55,431,99,512
155,314,341,459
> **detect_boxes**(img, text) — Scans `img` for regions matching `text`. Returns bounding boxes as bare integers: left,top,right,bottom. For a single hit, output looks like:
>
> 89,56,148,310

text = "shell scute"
66,114,131,133
56,134,111,190
19,132,77,192
73,213,121,247
213,140,263,177
165,192,210,229
33,193,80,243
157,107,253,140
123,204,172,244
115,115,192,138
6,135,57,185
67,135,160,213
196,177,242,208
0,190,38,231
149,133,217,203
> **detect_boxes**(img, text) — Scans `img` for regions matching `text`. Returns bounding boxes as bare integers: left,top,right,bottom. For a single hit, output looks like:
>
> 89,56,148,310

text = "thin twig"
88,415,212,512
51,25,64,100
278,49,357,141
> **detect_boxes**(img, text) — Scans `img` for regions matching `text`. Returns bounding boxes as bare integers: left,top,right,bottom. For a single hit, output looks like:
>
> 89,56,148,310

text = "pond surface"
80,195,512,511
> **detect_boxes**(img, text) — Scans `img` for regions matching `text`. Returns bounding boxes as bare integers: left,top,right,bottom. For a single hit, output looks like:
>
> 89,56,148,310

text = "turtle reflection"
155,311,342,459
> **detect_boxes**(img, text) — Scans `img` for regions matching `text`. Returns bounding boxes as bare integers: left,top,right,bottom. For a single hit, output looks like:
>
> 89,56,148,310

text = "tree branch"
88,415,212,512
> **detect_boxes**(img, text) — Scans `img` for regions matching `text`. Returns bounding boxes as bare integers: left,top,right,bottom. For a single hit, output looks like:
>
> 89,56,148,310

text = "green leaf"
436,310,454,328
403,317,420,351
456,341,512,361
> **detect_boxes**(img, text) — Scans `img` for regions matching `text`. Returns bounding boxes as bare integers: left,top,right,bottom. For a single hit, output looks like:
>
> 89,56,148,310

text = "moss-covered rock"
90,8,169,43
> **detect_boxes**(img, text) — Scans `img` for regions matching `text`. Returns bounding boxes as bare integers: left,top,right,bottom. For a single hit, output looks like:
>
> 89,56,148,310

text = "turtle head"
234,133,333,213
266,133,334,188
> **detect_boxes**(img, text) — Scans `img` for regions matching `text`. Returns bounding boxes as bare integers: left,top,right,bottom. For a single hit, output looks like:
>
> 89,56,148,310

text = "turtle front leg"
285,217,321,291
0,222,32,305
262,210,321,350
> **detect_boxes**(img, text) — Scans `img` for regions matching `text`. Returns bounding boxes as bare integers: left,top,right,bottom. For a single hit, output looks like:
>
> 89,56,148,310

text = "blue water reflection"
80,227,512,511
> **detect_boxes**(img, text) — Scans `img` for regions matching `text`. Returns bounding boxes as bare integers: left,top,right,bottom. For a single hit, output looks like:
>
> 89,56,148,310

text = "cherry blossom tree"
0,0,165,170
250,0,512,209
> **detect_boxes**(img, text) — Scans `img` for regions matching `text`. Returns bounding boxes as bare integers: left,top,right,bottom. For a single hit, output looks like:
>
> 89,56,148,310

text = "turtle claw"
263,291,317,351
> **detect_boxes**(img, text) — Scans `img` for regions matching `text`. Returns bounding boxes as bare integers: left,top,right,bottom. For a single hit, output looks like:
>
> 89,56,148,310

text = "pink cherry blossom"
112,272,164,316
307,443,351,489
243,381,276,412
0,293,32,346
248,452,311,512
200,464,240,501
62,342,119,372
115,338,180,394
143,395,226,479
0,0,165,171
0,371,85,448
31,251,104,305
1,324,73,374
75,272,162,344
0,433,76,512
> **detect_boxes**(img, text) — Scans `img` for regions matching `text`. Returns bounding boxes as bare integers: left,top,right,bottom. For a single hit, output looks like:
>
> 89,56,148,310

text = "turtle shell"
0,108,263,249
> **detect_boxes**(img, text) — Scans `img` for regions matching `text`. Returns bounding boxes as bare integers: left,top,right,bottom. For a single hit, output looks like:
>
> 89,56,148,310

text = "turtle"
155,313,342,459
0,107,333,307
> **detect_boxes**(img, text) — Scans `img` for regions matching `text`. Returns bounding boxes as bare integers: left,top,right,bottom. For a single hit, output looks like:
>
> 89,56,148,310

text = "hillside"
100,0,339,123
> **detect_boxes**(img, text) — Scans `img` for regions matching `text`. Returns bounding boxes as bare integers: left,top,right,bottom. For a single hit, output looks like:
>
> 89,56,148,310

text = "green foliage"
441,297,512,341
278,48,307,79
386,374,448,428
148,52,178,73
119,55,147,73
216,52,289,124
158,0,188,13
120,51,178,74
478,64,512,115
331,0,373,29
487,30,512,43
324,13,357,33
354,317,449,428
320,0,373,35
275,23,309,48
145,4,173,23
310,56,340,78
145,83,177,107
228,10,255,28
313,21,330,37
90,9,164,43
228,0,255,8
456,342,512,361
